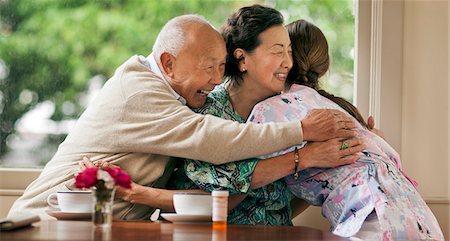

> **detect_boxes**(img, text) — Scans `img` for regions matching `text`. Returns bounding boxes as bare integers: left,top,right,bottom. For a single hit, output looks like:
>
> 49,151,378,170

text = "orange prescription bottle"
212,190,229,229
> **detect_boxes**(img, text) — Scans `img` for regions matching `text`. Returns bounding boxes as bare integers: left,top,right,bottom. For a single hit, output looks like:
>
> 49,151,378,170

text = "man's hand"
78,156,118,170
301,109,358,141
367,116,385,139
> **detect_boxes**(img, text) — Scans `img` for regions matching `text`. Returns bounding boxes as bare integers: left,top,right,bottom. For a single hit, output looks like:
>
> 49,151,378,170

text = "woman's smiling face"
243,25,293,97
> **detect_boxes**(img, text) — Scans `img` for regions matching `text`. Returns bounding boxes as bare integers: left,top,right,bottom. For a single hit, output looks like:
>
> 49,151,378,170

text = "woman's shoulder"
253,84,314,107
192,84,229,115
208,85,229,103
286,84,317,94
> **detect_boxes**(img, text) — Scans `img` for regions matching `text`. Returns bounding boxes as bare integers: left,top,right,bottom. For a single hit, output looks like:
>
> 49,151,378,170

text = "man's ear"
160,52,175,78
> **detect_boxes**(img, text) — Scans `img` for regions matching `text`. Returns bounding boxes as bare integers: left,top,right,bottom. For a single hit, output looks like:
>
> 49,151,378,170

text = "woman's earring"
241,68,246,72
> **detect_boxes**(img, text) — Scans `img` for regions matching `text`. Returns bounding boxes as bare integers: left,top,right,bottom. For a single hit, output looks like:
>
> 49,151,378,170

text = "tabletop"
0,220,349,241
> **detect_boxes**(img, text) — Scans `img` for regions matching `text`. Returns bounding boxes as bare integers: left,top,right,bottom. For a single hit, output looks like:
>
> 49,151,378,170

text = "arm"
250,137,366,189
80,137,365,212
79,157,246,211
118,184,245,212
111,64,357,164
117,77,304,163
123,94,357,165
180,88,364,192
122,184,190,212
182,135,366,194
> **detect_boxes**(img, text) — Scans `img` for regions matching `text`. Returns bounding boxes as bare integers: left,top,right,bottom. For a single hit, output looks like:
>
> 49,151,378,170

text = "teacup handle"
47,193,59,209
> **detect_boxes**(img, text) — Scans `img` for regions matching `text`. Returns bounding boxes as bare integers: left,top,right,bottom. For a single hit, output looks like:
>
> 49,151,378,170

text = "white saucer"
160,213,211,223
46,210,92,220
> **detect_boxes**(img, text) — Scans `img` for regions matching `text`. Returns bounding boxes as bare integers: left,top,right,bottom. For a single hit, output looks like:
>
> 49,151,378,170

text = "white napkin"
0,213,40,231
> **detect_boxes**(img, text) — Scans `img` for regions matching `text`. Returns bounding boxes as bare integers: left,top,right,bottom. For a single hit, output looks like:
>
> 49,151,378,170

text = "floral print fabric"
175,84,293,225
248,84,444,240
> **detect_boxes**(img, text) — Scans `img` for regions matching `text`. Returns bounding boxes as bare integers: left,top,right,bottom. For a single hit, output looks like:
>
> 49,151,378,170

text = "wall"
0,169,41,217
402,0,449,239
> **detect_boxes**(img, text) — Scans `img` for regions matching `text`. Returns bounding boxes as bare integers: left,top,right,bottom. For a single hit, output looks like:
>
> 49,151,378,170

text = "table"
0,220,349,241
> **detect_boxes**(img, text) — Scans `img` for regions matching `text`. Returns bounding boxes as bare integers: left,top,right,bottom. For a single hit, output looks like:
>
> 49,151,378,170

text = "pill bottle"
212,190,229,229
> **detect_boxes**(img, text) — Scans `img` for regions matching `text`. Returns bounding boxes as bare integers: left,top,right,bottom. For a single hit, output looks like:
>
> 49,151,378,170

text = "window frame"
355,0,403,151
1,0,399,184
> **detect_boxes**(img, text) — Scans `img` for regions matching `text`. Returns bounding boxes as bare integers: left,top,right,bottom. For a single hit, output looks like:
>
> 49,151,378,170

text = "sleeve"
115,78,304,164
70,58,303,165
182,94,258,195
184,158,259,195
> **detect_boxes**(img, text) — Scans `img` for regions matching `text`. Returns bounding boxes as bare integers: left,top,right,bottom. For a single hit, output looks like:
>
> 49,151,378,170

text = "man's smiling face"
167,24,226,108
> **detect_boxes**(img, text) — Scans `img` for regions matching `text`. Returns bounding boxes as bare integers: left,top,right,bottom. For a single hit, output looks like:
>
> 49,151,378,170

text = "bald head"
154,14,226,109
184,21,225,52
153,14,223,65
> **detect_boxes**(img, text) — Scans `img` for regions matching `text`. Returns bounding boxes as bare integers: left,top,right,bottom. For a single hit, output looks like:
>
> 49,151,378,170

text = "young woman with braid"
248,19,444,240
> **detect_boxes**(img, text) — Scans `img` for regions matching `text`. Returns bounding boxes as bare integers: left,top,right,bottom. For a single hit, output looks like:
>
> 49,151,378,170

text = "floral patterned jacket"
173,84,293,225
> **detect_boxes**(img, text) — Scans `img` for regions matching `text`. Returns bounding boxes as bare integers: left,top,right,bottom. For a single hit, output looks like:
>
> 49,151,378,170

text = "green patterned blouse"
173,84,293,225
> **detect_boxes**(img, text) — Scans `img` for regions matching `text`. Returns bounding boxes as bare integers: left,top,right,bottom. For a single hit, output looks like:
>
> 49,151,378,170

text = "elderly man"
9,15,360,220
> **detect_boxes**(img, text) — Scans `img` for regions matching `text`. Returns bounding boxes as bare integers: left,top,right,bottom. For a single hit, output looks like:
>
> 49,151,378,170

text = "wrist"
296,148,309,170
128,183,147,204
127,184,139,203
300,120,312,141
293,147,300,179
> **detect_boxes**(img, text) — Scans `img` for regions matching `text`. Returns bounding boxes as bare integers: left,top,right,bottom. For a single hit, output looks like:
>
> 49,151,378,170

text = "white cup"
173,192,212,215
47,191,93,213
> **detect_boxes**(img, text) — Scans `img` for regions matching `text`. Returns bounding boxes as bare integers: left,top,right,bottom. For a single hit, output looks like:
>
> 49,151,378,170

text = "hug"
7,4,444,241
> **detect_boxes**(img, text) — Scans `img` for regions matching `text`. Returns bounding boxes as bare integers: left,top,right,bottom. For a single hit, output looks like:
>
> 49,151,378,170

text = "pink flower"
75,164,131,190
105,167,131,189
75,167,99,188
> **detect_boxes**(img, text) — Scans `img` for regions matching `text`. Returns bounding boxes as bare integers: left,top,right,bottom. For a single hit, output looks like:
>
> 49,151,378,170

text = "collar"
142,53,187,105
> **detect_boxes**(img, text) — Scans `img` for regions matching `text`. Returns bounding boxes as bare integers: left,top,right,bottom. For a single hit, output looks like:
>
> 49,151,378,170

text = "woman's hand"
298,137,366,169
301,109,358,142
77,158,244,212
115,182,148,203
367,116,385,139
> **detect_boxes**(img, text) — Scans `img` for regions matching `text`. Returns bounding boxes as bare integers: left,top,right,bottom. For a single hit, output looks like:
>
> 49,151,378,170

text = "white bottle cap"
212,190,229,197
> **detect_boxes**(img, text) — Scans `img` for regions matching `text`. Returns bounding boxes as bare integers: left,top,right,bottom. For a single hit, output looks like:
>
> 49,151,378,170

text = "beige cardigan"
8,55,303,220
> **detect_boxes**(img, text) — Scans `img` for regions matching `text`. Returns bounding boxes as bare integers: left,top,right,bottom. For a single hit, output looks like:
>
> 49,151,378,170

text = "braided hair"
286,19,369,128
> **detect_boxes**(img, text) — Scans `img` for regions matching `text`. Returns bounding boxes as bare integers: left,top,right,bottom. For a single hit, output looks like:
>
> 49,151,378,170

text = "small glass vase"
92,187,116,228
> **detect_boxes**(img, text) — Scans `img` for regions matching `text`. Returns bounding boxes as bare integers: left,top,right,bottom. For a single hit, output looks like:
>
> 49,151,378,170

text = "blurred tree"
0,0,354,166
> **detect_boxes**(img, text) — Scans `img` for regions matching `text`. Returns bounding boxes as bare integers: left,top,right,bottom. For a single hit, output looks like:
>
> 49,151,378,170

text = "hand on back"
367,115,385,139
301,109,358,141
299,137,366,169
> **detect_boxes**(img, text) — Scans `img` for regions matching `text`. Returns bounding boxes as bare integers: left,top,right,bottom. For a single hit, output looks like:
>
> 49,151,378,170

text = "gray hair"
152,14,211,64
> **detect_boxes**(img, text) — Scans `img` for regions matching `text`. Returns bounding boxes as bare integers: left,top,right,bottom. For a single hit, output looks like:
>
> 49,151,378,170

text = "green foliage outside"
0,0,354,167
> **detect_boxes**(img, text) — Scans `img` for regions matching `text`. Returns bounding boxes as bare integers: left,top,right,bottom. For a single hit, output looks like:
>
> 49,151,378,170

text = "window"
0,0,355,168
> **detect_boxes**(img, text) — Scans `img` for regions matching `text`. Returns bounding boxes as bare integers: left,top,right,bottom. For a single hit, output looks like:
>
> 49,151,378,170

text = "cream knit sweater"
8,55,303,220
